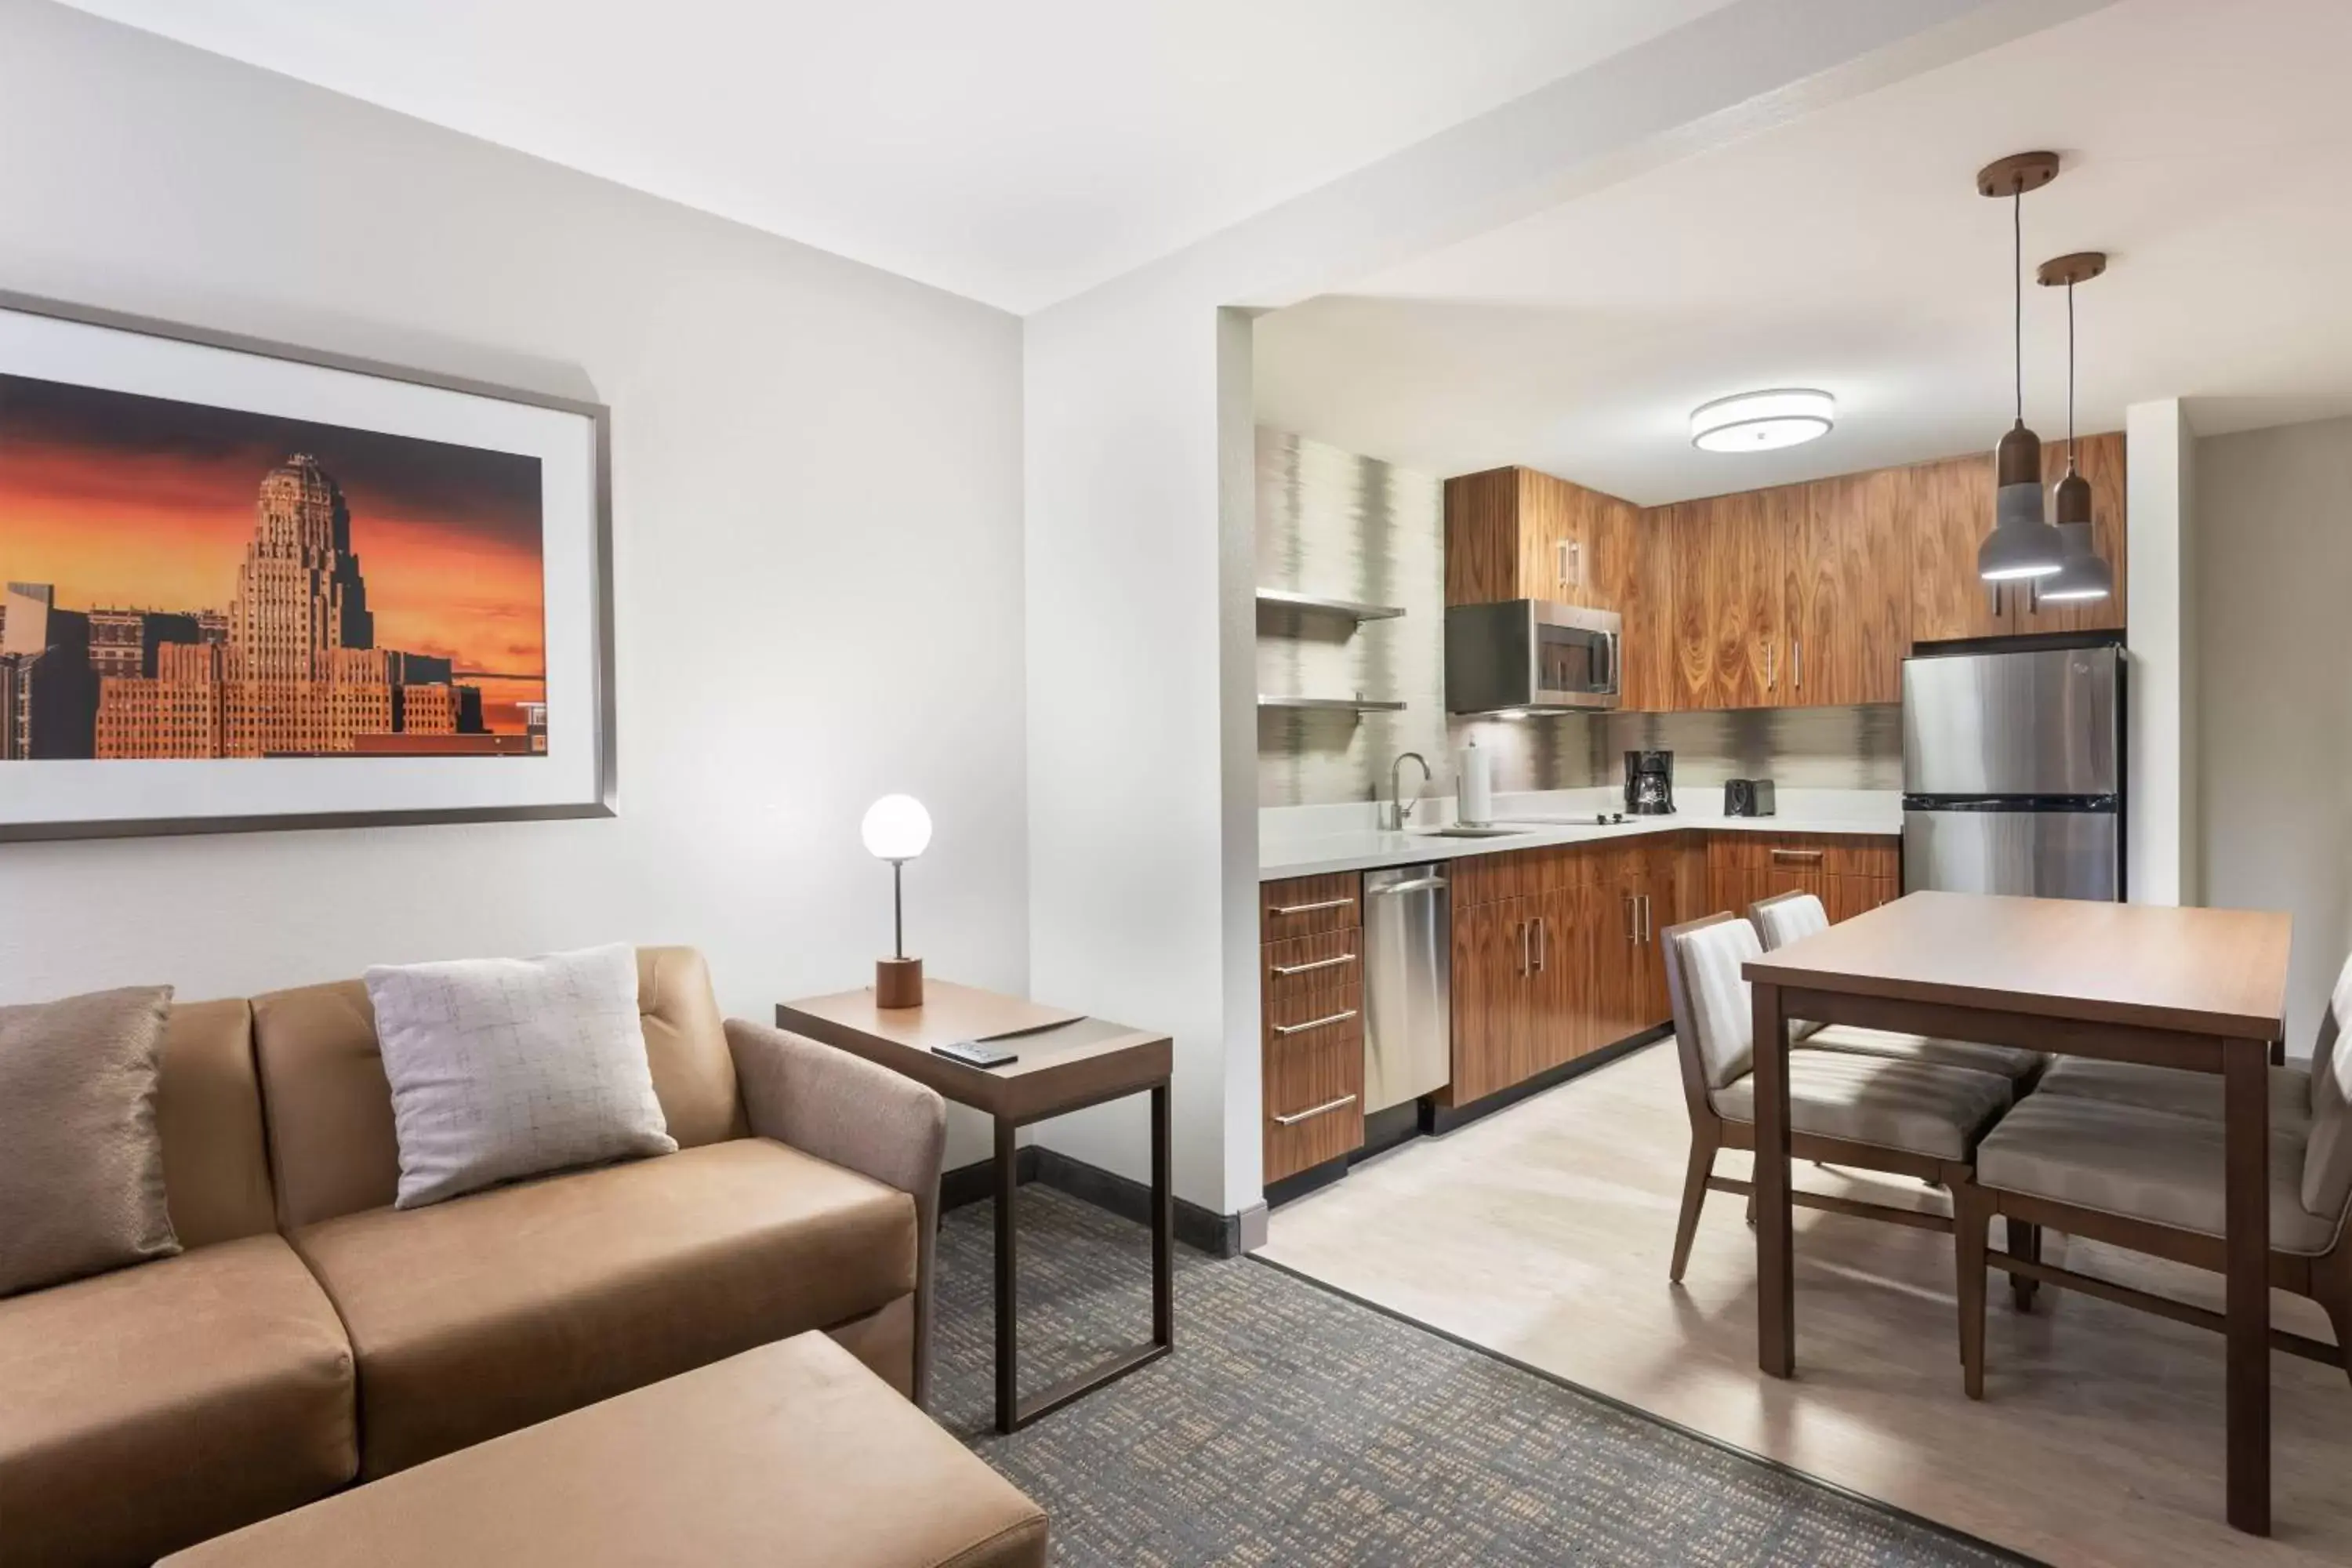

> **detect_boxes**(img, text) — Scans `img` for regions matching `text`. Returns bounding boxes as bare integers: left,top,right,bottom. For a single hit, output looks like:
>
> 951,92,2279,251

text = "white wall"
2125,398,2198,906
2196,415,2352,1057
1023,0,2092,1218
0,2,1027,1166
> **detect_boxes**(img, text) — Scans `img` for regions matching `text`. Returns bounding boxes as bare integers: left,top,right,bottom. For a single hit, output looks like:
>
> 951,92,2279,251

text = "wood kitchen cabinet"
1445,466,1639,612
1907,431,2127,644
1259,873,1366,1184
1704,833,1900,926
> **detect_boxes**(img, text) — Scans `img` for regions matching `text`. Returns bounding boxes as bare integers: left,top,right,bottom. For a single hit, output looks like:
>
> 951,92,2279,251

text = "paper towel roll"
1457,740,1494,826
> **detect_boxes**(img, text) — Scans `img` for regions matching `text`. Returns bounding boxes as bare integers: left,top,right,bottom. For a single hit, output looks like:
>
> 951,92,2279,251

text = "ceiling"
1254,0,2352,506
59,0,1737,314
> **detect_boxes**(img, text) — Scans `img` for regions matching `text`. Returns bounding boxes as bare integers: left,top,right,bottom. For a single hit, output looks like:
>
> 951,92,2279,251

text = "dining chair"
1749,889,2053,1306
1954,951,2352,1399
1661,911,2017,1291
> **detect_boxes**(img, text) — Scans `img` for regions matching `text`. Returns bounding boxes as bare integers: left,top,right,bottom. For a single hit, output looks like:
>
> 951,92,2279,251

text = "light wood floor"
1258,1041,2352,1566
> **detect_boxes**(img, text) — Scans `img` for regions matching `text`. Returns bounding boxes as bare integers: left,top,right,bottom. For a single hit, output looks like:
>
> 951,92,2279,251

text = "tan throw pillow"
0,985,180,1298
365,944,677,1209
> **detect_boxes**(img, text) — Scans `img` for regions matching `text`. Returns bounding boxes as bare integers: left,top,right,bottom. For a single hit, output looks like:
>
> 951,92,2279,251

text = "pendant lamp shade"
1979,423,2063,581
2038,470,2113,601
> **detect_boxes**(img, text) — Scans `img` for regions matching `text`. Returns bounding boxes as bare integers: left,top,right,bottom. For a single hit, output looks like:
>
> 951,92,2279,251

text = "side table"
775,981,1172,1433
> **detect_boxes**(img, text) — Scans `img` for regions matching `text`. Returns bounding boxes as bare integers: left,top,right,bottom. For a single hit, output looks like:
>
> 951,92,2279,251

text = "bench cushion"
292,1138,916,1477
159,1334,1046,1568
1799,1023,2046,1083
1977,1092,2335,1254
1711,1051,2013,1161
0,1235,355,1568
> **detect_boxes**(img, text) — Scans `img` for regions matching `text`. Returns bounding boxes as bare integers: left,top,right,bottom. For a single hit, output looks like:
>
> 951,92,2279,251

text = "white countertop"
1260,789,1900,880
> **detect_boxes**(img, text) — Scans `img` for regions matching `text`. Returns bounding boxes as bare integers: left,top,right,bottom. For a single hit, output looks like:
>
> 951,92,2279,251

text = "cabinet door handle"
1272,1008,1357,1037
1274,1094,1358,1127
1271,896,1353,916
1624,894,1638,944
1270,952,1356,976
1793,637,1802,691
1766,641,1776,691
1516,919,1531,976
1770,848,1824,865
1641,895,1653,944
1534,916,1548,972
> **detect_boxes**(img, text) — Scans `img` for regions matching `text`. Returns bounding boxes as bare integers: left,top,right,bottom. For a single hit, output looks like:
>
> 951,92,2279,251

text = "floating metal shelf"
1256,694,1408,713
1254,589,1406,622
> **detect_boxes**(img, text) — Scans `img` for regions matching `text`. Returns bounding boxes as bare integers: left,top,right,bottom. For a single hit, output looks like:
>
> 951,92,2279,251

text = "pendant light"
2036,250,2114,602
1975,153,2066,583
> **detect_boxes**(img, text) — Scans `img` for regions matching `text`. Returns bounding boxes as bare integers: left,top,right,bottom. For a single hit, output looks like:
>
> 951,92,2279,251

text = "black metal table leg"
993,1115,1018,1434
993,1079,1177,1432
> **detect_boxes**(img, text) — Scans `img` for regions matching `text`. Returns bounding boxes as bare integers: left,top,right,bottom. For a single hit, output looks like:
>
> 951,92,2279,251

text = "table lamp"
861,794,931,1008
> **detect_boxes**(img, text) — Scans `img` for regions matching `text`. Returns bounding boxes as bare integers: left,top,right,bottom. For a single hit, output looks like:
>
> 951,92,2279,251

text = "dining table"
1743,890,2293,1535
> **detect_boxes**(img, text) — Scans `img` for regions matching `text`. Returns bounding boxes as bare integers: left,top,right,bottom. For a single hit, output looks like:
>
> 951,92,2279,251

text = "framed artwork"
0,290,613,840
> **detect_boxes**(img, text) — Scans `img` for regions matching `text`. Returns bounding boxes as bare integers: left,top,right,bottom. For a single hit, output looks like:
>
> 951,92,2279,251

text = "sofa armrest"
724,1018,946,1406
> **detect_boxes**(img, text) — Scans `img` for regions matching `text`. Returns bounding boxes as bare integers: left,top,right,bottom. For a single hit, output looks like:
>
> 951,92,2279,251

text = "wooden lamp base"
875,956,924,1009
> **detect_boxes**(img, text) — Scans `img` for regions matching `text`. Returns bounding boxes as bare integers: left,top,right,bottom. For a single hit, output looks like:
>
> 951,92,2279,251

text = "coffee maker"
1624,750,1675,815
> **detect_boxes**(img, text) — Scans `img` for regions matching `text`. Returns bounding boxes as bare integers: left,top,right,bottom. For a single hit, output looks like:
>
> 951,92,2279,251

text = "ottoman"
161,1333,1047,1568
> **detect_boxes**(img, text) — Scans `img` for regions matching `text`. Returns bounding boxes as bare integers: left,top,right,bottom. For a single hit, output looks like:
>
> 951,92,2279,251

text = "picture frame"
0,289,615,840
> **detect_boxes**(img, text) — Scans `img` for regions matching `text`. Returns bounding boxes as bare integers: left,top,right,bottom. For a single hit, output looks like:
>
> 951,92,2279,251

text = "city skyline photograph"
1,370,549,760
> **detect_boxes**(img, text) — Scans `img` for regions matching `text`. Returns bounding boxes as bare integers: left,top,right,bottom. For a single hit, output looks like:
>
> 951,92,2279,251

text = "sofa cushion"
158,1335,1045,1568
364,944,677,1209
256,948,745,1231
0,1234,356,1568
291,1138,917,1477
158,999,279,1249
0,985,179,1297
1711,1051,2013,1161
1978,1091,2335,1254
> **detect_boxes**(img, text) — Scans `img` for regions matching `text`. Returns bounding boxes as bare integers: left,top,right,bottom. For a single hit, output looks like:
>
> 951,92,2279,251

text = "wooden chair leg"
1745,1184,1758,1228
1670,1129,1719,1283
1955,1183,1988,1400
2006,1218,2042,1312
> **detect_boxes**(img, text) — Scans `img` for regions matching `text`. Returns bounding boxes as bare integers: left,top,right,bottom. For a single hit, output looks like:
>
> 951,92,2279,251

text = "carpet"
929,1183,2024,1566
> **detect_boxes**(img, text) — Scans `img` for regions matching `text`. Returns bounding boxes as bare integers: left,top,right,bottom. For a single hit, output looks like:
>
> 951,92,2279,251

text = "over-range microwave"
1445,600,1621,714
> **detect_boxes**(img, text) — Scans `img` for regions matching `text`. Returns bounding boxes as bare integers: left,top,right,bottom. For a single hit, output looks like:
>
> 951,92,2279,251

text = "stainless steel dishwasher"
1362,862,1452,1113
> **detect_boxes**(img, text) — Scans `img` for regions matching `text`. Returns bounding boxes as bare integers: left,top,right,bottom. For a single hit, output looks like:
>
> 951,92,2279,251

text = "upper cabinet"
1443,466,1639,612
1907,431,2128,642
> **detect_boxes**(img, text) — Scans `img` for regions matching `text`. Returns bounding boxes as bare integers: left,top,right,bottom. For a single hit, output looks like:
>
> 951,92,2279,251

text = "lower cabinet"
1704,833,1899,924
1261,875,1367,1184
1446,840,1676,1109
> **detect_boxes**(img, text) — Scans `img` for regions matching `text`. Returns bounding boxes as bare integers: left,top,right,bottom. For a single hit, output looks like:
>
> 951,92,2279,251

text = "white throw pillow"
365,943,677,1209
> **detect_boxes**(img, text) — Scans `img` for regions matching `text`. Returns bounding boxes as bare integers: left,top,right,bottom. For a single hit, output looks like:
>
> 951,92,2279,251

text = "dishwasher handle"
1367,876,1448,896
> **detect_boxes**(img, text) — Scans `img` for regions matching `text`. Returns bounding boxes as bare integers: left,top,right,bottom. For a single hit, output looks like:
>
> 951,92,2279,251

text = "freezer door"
1902,645,2121,796
1903,807,2119,901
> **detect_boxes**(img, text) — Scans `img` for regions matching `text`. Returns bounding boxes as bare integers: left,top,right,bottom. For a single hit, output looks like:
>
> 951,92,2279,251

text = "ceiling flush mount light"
2037,249,2114,603
1690,389,1835,452
1976,151,2067,583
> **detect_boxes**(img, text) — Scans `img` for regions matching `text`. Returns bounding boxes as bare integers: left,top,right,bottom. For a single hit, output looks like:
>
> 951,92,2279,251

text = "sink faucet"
1386,752,1432,831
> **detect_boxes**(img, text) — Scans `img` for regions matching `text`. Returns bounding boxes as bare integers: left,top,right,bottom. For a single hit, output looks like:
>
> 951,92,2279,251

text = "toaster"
1723,778,1777,817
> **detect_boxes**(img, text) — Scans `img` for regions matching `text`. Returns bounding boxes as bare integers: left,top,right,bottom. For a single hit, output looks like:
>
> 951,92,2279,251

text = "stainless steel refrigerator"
1901,641,2125,901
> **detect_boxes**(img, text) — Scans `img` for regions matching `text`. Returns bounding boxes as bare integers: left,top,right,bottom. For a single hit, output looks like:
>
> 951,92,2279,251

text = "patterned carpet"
930,1185,2028,1567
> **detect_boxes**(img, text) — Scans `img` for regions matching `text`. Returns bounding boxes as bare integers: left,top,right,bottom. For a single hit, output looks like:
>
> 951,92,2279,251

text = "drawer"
1713,832,1898,879
1264,1024,1365,1183
1262,929,1362,1014
1261,973,1363,1049
1261,873,1361,943
1453,841,1609,906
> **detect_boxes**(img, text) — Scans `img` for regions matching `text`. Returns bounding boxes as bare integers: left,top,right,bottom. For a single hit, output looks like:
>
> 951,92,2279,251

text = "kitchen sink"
1415,825,1529,838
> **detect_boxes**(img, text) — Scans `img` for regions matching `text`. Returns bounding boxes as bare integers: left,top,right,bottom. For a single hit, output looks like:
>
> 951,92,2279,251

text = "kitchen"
1253,422,2125,1200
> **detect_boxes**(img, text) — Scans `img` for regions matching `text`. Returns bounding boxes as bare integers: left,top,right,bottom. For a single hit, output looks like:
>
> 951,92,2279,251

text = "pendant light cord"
2067,279,2078,473
2013,190,2024,425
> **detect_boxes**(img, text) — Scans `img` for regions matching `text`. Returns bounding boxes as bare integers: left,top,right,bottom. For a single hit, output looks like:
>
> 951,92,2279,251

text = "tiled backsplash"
1254,426,1903,807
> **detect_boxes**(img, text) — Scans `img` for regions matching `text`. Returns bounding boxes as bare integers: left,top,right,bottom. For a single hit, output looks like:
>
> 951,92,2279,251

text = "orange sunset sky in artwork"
0,372,546,729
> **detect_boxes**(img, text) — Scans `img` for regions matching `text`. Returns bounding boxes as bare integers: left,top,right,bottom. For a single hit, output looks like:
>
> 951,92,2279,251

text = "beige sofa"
0,948,946,1568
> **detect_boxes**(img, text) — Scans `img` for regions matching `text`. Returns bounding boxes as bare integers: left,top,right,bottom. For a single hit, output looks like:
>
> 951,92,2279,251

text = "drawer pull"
1272,1008,1358,1037
1271,896,1355,916
1770,849,1824,865
1271,953,1357,976
1273,1094,1358,1127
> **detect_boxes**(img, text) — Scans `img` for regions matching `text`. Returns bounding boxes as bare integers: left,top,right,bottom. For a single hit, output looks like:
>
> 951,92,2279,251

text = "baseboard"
1264,1155,1350,1210
938,1144,1243,1258
1426,1025,1668,1138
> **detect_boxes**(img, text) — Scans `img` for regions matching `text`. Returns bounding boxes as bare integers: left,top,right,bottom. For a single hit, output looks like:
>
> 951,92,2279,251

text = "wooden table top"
775,980,1172,1123
1744,891,2291,1040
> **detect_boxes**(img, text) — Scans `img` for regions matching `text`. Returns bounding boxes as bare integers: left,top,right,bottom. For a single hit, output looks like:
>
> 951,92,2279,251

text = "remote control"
932,1040,1017,1069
